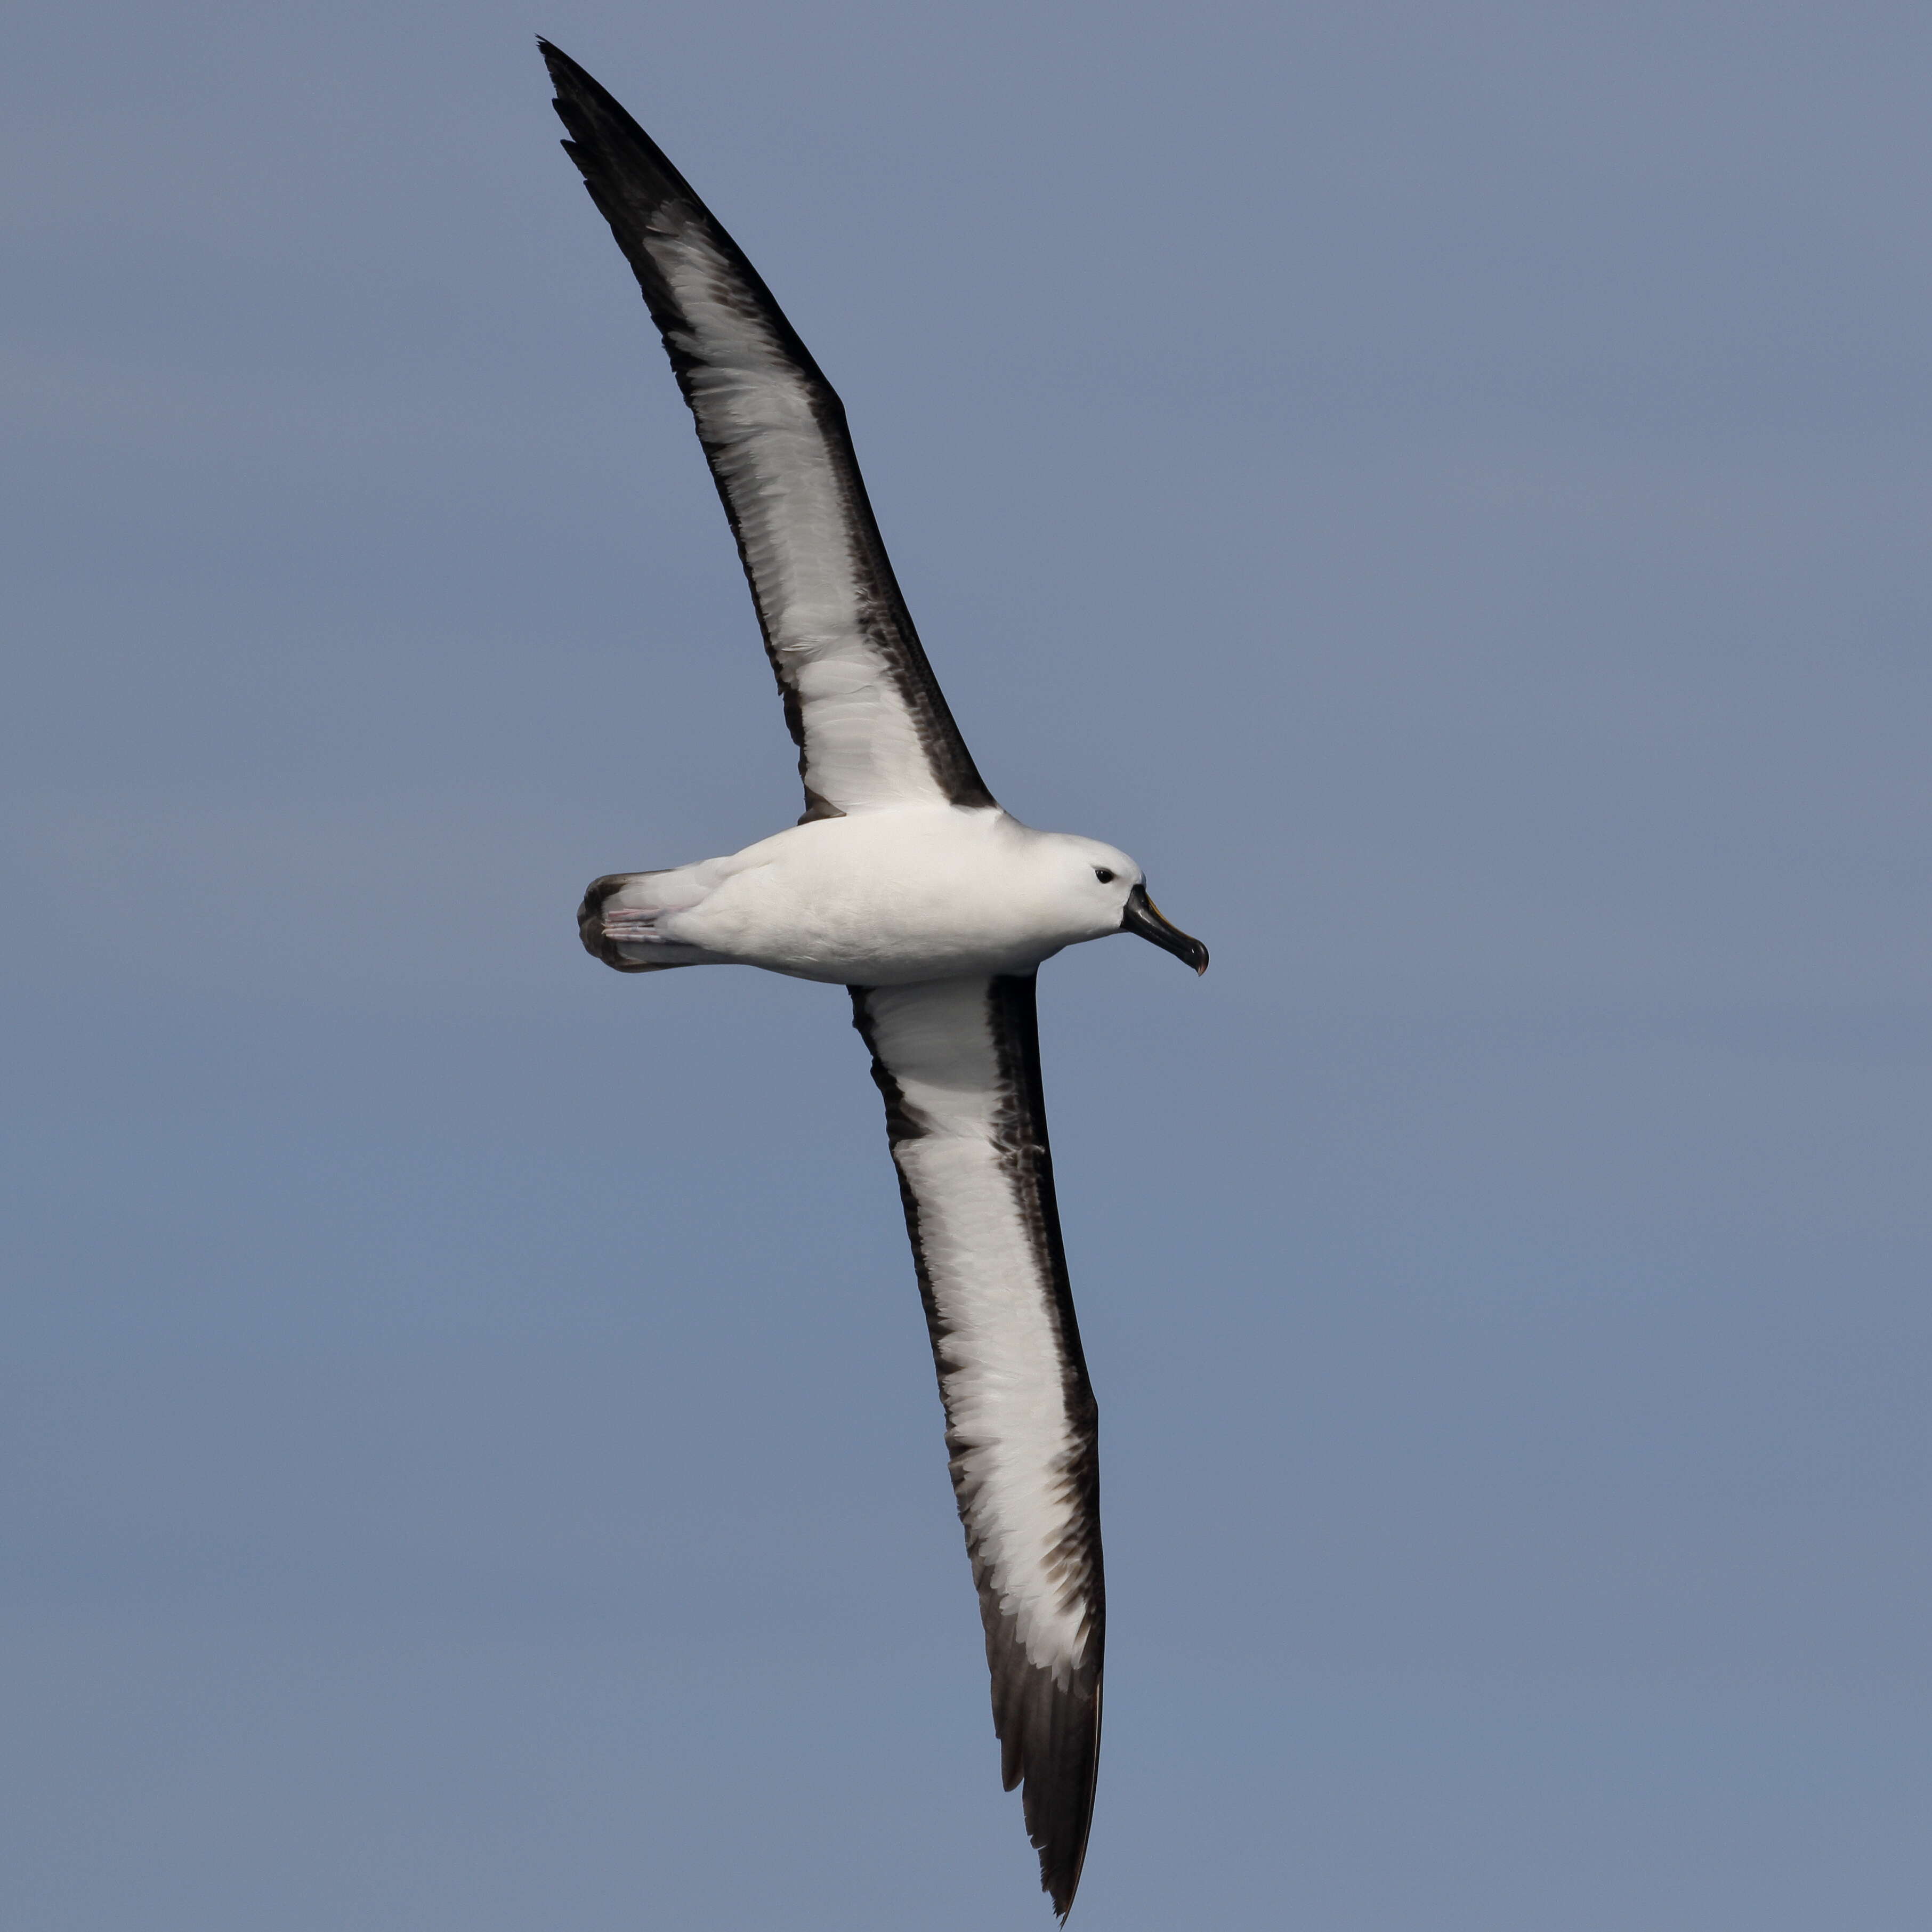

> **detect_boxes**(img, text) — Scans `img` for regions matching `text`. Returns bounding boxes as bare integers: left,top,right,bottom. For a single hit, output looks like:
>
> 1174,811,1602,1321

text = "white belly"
663,808,1086,985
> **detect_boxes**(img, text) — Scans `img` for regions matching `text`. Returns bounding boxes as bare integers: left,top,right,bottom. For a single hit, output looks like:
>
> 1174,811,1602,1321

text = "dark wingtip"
1037,1770,1095,1919
989,1653,1102,1920
532,36,704,235
536,37,635,116
536,38,626,134
1044,1840,1086,1919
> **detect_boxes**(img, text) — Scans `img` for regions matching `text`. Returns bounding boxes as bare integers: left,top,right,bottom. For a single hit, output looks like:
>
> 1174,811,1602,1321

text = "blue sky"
3,2,1929,1925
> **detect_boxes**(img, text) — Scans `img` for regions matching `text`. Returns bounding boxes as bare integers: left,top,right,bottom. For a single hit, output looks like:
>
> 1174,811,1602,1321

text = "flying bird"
539,41,1207,1917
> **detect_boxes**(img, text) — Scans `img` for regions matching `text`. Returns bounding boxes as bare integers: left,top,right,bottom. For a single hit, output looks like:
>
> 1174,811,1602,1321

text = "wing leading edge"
540,41,996,822
850,974,1104,1918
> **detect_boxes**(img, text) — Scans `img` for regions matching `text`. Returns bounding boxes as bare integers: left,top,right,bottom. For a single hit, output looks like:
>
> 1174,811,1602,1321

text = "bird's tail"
577,868,728,973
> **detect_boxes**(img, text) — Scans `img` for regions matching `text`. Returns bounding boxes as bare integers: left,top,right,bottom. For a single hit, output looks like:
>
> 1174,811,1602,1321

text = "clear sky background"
3,2,1929,1925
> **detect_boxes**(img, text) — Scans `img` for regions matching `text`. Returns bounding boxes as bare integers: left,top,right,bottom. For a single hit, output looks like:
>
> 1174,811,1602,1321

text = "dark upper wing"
540,42,996,822
850,973,1104,1920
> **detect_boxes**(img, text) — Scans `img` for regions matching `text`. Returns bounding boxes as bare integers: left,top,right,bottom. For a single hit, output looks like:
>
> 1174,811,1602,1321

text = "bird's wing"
541,42,996,822
849,973,1104,1920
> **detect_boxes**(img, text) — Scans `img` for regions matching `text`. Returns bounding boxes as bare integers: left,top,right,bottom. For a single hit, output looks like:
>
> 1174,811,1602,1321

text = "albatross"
539,41,1208,1917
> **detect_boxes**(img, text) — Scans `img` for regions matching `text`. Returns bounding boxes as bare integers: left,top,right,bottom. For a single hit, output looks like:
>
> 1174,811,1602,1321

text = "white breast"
663,809,1083,984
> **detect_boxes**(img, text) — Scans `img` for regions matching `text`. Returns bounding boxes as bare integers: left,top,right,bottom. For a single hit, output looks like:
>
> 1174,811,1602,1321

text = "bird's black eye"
1093,867,1115,884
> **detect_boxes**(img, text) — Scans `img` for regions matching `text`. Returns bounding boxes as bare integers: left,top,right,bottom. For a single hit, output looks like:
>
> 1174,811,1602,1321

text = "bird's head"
1044,835,1209,974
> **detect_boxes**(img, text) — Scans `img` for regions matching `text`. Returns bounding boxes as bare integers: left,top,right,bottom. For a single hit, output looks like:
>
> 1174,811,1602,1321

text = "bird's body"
539,40,1205,1918
585,809,1144,985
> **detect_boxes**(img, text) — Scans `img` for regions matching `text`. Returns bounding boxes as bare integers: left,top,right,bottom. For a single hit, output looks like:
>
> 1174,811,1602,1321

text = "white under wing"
544,44,996,821
653,221,957,814
852,973,1103,1912
864,976,1096,1679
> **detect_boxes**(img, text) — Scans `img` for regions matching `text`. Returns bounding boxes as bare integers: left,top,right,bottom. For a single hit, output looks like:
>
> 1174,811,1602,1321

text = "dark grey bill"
1120,884,1209,974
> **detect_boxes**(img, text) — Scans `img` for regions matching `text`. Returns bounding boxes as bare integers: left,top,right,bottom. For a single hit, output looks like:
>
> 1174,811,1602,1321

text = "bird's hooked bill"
1120,884,1209,974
